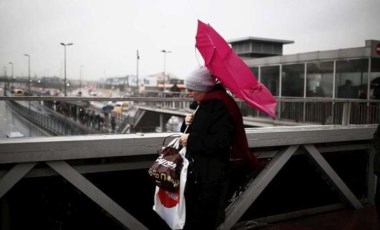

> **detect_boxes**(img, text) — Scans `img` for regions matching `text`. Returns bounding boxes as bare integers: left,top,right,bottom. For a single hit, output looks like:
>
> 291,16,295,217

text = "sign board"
371,40,380,57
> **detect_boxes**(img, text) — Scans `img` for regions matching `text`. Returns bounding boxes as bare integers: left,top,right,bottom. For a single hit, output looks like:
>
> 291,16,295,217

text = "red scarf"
200,88,263,170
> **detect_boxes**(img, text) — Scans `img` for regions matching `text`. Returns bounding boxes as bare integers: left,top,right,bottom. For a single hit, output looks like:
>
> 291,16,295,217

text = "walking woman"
180,67,263,229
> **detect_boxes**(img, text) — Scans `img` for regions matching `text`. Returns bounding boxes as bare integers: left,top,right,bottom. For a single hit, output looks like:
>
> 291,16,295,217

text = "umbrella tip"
197,19,206,26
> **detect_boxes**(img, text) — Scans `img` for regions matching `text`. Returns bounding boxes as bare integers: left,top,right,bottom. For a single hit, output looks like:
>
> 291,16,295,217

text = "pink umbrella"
195,20,277,117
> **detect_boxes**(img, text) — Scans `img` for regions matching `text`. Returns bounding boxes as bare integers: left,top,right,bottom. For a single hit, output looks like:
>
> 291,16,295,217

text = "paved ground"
242,205,379,230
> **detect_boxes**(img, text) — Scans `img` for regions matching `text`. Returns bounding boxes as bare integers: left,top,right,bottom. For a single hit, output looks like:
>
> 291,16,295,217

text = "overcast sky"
0,0,379,81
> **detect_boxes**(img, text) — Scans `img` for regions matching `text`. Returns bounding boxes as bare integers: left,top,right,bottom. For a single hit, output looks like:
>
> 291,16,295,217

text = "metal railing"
2,95,380,132
122,93,380,125
274,98,380,125
6,100,91,135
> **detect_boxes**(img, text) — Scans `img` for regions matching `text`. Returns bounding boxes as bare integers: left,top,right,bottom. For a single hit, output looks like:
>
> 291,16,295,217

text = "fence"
2,95,380,136
7,100,90,135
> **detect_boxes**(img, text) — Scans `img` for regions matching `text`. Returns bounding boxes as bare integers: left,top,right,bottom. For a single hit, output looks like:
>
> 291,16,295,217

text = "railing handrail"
2,95,380,129
1,95,380,103
0,124,376,164
0,96,194,102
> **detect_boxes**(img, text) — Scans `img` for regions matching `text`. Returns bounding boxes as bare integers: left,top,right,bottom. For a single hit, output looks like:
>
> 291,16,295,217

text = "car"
14,89,24,96
112,101,130,113
6,131,24,138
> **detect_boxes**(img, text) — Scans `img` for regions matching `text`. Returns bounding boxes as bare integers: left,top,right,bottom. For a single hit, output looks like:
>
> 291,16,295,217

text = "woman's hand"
184,114,194,125
180,134,189,146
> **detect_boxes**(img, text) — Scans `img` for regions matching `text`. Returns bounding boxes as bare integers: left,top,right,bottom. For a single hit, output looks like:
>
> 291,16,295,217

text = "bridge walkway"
252,205,379,230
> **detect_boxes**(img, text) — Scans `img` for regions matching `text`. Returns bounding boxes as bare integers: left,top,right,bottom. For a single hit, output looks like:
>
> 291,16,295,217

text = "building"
230,38,380,100
229,36,294,58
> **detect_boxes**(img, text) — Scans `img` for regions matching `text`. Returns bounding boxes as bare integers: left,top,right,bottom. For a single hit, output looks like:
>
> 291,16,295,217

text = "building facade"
232,39,380,100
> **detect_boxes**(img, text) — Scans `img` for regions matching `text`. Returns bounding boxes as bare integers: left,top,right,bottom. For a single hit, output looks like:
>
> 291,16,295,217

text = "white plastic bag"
153,146,188,229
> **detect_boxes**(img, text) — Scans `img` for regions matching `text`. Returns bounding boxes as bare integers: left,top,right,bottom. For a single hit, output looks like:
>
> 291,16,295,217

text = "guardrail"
6,100,91,136
0,125,377,229
1,95,380,133
274,97,380,125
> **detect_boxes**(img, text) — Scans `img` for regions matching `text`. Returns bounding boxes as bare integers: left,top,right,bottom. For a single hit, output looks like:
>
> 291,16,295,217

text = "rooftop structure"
228,36,294,58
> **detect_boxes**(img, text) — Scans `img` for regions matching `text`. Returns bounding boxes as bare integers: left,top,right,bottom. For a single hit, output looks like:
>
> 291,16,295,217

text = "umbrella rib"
204,25,217,66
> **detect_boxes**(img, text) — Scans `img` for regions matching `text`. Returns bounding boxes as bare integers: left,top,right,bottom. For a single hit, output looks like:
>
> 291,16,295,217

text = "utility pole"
60,42,74,96
136,50,139,88
161,49,172,92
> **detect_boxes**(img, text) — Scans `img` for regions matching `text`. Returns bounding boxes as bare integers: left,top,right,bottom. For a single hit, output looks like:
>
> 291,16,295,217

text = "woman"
180,67,263,229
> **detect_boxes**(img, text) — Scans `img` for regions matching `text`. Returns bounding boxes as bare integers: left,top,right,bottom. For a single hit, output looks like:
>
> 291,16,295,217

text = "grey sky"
0,0,379,81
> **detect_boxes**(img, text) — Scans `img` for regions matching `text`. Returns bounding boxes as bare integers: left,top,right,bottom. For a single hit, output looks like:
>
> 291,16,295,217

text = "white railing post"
341,102,351,126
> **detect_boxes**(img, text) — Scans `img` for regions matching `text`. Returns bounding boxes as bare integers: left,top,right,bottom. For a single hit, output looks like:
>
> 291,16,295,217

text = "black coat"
182,98,233,182
181,97,234,229
373,124,380,175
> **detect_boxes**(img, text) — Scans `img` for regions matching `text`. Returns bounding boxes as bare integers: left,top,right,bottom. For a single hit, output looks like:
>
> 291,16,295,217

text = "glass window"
336,59,369,99
370,58,380,99
306,61,334,97
260,65,280,96
250,67,259,79
282,64,305,97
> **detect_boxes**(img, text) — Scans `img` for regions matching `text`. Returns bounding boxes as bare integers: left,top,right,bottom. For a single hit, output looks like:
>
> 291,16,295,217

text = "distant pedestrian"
111,113,116,133
338,80,357,98
95,114,101,130
89,111,95,128
171,83,180,92
99,115,104,130
84,112,90,126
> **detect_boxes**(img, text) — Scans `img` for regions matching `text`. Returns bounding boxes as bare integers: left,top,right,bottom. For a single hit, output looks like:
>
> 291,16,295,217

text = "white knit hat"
185,67,216,92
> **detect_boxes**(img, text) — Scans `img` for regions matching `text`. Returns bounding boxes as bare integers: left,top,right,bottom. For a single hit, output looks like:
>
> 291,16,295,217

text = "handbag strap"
160,105,199,148
183,105,199,134
162,134,181,146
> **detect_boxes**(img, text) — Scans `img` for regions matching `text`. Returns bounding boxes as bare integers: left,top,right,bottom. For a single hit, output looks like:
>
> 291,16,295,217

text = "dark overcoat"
181,97,233,229
373,124,380,175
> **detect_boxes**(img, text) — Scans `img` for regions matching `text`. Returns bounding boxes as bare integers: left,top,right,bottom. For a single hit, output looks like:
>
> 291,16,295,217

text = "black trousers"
183,178,229,230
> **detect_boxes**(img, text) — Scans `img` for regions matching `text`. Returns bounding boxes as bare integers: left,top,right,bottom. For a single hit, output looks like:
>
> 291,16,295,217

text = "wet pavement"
0,101,50,138
250,205,379,230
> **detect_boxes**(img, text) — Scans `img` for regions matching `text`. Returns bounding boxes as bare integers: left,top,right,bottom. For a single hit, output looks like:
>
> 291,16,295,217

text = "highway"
0,101,50,138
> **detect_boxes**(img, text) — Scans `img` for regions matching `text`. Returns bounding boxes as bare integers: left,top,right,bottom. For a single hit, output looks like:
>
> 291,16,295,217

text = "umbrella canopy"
102,104,114,113
195,20,277,117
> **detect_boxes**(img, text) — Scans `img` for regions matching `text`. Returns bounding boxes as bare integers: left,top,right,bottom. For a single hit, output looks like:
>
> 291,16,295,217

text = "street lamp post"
2,66,6,78
24,54,30,95
80,65,83,96
24,54,31,114
2,67,6,95
60,42,73,96
9,62,13,88
161,49,172,92
136,50,139,88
